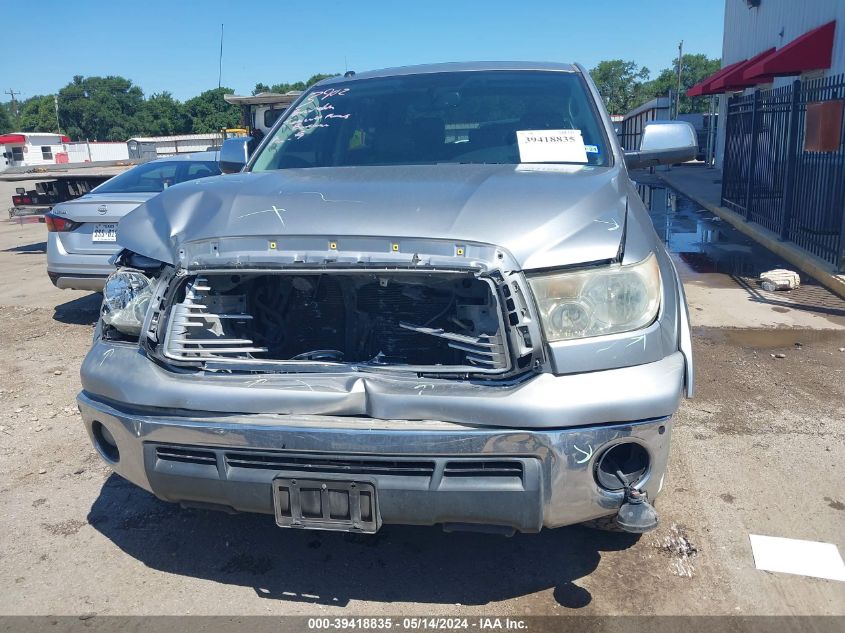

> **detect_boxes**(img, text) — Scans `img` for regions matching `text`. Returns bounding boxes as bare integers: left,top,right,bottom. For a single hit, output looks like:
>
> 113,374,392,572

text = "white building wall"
723,0,845,84
20,135,64,166
716,0,845,167
65,142,129,162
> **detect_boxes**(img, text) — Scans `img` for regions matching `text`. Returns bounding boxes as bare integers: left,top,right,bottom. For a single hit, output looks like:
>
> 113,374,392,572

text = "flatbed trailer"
2,161,135,218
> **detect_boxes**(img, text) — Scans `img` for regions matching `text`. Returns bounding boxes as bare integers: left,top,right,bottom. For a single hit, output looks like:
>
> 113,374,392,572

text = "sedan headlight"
101,270,153,336
528,253,661,342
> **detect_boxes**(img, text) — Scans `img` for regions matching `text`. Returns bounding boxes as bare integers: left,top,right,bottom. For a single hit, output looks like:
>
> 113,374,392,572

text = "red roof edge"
744,21,836,79
710,48,777,91
0,134,27,144
687,60,747,97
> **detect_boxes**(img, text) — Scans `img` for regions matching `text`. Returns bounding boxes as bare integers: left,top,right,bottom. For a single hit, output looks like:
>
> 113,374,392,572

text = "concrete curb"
657,172,845,300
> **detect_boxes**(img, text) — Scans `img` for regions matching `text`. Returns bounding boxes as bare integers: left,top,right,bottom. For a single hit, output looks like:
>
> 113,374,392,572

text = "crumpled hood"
117,163,627,270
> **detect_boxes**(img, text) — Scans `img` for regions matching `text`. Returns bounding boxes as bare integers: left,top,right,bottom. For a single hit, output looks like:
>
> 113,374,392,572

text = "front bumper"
77,392,673,532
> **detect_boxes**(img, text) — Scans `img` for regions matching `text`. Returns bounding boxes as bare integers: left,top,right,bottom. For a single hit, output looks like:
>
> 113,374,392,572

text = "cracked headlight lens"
101,270,152,336
528,253,661,342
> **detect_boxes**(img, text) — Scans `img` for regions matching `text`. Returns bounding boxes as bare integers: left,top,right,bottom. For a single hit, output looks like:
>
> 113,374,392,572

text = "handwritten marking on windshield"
287,89,352,138
307,87,350,100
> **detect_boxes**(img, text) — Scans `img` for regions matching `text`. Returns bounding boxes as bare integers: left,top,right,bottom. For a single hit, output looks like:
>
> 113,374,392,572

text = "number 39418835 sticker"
516,129,588,164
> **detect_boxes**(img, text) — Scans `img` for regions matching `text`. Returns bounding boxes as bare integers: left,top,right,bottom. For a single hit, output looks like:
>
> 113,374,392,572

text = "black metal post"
720,96,733,207
743,90,761,221
780,80,802,241
838,203,845,273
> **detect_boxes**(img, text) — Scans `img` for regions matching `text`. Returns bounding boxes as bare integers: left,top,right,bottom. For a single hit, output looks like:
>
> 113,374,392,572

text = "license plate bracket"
92,223,117,242
273,476,381,533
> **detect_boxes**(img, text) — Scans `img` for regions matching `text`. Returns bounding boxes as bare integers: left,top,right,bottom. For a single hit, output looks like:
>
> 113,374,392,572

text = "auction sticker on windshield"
517,129,588,164
92,223,117,242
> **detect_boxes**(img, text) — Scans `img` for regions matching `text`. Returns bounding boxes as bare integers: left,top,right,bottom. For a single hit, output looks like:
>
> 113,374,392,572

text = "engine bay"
158,271,515,375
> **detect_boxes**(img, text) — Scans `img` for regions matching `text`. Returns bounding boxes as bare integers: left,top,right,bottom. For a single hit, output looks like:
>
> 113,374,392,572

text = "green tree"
16,95,59,133
136,92,190,136
0,103,12,134
268,80,306,93
7,72,346,141
589,60,650,116
258,73,339,95
58,75,145,140
641,54,721,114
184,87,240,133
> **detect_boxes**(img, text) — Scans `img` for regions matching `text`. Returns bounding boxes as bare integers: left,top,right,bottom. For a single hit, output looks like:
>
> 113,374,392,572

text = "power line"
675,40,684,119
4,88,22,117
218,24,224,90
53,95,62,134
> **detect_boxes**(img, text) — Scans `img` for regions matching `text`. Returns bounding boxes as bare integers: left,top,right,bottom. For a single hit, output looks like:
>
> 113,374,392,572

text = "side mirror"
219,136,253,174
624,121,697,170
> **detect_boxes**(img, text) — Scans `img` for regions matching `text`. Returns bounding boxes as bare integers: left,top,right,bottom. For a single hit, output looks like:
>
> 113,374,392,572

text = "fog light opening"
92,421,120,463
595,442,649,491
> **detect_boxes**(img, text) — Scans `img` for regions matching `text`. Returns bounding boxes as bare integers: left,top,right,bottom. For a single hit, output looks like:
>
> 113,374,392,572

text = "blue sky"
1,0,724,102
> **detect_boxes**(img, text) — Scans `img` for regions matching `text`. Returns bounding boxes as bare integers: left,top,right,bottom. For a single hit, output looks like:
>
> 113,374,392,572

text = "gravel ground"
0,216,843,617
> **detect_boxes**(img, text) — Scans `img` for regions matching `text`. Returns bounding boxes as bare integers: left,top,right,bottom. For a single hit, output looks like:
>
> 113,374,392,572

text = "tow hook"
614,469,659,533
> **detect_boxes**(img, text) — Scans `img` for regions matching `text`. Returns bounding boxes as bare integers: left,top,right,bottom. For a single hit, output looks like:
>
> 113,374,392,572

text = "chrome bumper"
77,392,673,531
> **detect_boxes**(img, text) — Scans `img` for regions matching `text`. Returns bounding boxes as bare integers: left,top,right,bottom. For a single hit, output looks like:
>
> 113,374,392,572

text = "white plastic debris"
760,269,800,292
749,534,845,582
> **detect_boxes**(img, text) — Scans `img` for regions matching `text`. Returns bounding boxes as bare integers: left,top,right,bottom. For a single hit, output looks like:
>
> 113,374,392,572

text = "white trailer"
126,134,223,161
0,132,70,172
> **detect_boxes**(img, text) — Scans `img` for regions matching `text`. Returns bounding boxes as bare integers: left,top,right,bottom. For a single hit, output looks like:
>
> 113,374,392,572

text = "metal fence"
618,96,673,151
721,73,845,272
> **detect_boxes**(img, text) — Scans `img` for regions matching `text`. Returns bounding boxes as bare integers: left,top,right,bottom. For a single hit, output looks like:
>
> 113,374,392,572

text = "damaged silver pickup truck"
78,62,696,535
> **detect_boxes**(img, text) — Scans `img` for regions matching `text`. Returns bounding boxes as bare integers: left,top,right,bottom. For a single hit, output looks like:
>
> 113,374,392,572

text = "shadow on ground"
733,276,845,318
88,474,638,608
53,293,101,325
3,240,46,254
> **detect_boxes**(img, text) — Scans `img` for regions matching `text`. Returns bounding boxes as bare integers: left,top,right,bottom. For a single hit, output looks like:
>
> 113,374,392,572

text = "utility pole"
4,88,21,118
218,24,224,90
675,40,684,119
53,95,62,134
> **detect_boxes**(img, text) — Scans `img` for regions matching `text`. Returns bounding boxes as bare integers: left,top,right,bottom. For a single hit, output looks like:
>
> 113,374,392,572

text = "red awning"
709,48,776,91
687,59,750,97
744,21,836,80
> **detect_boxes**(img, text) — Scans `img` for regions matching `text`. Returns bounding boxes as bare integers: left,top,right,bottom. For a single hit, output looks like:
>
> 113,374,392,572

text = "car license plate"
273,476,381,533
92,223,117,242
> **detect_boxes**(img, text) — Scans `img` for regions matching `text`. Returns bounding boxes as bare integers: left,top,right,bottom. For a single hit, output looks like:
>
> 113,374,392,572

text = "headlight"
528,253,661,342
101,270,153,336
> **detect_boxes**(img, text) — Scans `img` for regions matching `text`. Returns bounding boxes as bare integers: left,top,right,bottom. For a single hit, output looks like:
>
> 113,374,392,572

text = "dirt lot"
0,214,843,617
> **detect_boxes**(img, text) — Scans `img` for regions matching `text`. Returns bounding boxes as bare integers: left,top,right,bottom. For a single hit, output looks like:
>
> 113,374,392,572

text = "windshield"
251,70,610,171
94,159,220,194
